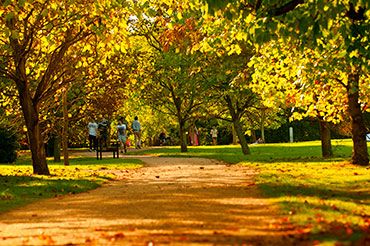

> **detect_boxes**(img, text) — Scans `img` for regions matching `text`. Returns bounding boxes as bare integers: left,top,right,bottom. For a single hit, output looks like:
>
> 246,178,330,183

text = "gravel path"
0,156,291,245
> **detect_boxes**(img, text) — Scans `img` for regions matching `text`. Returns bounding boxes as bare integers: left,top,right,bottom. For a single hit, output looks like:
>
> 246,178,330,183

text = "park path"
0,156,294,245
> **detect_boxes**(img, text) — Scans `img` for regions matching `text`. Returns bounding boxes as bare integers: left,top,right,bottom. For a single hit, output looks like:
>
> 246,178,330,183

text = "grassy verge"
0,155,143,213
133,139,370,245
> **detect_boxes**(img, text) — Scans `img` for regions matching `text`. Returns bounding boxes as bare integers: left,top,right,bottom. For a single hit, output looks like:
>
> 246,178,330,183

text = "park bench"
96,139,120,160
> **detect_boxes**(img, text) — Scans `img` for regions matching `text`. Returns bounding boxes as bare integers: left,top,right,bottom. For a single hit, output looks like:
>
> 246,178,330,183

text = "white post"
289,127,293,143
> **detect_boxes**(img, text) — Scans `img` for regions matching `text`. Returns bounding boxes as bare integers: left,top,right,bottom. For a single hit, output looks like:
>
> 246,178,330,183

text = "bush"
0,124,19,163
257,119,349,143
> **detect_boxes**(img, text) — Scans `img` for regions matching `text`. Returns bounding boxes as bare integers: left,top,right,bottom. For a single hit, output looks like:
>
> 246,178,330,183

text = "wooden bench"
96,140,119,160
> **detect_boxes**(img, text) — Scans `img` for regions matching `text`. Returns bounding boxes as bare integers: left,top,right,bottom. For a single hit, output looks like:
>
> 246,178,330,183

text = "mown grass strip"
0,156,143,213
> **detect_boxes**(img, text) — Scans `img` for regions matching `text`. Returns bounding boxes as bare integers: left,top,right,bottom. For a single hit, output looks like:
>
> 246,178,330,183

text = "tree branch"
335,78,348,90
268,0,305,17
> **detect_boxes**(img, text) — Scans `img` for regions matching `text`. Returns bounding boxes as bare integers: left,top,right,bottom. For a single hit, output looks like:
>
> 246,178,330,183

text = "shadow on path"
0,157,302,245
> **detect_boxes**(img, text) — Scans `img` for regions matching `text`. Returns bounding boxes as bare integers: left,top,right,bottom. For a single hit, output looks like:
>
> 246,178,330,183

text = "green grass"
132,139,352,162
0,155,143,213
133,139,370,245
1,140,368,244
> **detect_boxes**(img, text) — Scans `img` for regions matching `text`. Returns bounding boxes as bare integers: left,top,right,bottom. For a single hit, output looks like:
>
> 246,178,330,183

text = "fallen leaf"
113,232,125,238
226,226,239,231
179,236,188,241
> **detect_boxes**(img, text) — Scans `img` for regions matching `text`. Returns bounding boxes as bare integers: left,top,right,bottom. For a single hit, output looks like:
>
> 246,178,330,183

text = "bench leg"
100,141,102,160
117,144,119,158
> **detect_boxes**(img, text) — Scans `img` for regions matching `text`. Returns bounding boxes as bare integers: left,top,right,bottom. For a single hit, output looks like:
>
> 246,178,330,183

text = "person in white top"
88,120,98,151
210,127,218,145
131,116,141,149
117,118,127,153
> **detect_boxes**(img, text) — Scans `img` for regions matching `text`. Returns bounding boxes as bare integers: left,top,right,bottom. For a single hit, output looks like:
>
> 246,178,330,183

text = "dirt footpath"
0,157,292,245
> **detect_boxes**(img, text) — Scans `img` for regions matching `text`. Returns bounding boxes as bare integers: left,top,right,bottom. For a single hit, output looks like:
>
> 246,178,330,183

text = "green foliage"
0,120,19,163
130,139,353,162
259,119,348,143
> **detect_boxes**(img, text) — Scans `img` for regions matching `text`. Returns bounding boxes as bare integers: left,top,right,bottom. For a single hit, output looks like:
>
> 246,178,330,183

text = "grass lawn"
0,155,143,213
132,139,370,245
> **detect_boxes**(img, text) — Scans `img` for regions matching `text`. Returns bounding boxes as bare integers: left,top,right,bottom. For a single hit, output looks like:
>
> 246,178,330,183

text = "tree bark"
179,120,188,152
251,130,257,143
232,125,238,145
319,120,333,158
224,95,250,155
260,108,266,142
53,135,61,162
347,73,369,165
62,87,69,166
17,83,50,175
233,118,250,155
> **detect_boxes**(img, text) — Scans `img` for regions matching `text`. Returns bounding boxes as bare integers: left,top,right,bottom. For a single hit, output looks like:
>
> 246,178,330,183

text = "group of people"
87,116,142,153
88,119,223,151
188,125,219,146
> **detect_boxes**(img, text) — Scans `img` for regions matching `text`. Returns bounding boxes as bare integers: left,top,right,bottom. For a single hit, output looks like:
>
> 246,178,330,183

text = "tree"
203,54,256,154
249,42,343,157
141,51,210,152
129,2,208,152
204,0,370,165
0,1,130,174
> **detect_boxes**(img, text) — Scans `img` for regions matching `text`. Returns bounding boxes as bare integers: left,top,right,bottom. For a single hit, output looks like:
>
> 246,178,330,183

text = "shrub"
0,124,19,163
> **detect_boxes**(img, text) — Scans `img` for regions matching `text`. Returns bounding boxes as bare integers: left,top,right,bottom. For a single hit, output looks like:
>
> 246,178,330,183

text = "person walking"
87,119,98,151
210,126,218,145
189,124,199,146
132,116,141,149
117,118,127,153
98,118,110,148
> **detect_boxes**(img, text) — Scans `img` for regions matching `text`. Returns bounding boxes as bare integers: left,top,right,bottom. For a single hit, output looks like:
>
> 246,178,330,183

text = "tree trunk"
233,119,250,155
179,120,188,152
260,108,266,142
53,135,61,162
347,73,369,165
62,87,69,166
251,129,257,143
232,125,238,145
17,84,50,175
224,95,250,155
319,120,333,158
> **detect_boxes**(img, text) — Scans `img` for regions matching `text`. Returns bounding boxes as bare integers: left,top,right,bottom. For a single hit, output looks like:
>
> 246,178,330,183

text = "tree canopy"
0,0,369,174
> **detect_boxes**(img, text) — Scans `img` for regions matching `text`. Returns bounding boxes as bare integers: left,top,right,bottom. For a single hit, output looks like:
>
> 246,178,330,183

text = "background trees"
0,1,131,174
1,0,368,171
201,0,369,165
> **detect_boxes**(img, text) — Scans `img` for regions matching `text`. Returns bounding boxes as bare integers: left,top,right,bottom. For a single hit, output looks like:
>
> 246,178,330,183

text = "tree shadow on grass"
258,181,370,244
259,181,370,205
0,175,100,214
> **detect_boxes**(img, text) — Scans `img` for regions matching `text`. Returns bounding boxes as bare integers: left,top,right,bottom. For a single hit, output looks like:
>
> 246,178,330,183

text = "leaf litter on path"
0,157,302,245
